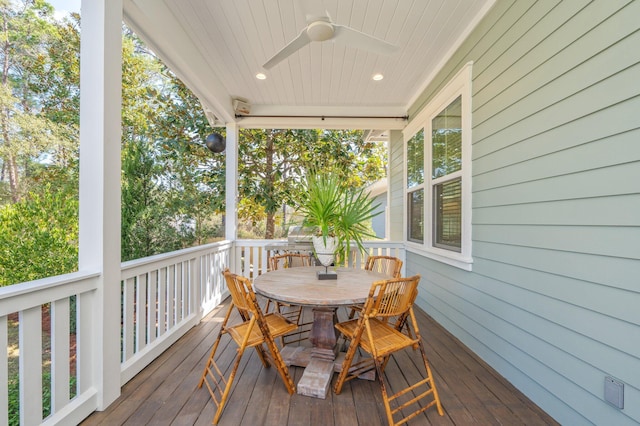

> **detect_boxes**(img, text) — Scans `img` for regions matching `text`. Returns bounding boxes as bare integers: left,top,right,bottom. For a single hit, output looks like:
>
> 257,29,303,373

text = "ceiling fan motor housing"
307,21,334,41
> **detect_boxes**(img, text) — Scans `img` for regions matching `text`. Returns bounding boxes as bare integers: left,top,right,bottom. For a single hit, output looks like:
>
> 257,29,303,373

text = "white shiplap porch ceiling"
123,0,493,130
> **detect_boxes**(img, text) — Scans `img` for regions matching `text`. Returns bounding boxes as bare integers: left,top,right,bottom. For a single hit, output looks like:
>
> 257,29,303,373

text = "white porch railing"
119,240,232,384
0,271,101,426
0,239,404,425
233,239,406,278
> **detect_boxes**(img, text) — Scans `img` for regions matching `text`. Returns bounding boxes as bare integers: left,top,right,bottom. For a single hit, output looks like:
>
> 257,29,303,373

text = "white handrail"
0,239,403,425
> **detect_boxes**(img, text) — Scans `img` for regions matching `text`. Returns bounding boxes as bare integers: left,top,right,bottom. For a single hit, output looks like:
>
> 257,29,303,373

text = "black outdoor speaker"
205,133,225,153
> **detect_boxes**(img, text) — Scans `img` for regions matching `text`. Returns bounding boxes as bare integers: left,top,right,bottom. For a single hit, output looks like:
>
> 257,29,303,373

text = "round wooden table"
253,266,390,398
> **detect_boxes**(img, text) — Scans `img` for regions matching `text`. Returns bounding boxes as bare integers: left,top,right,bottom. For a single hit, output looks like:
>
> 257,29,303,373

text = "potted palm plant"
295,172,380,278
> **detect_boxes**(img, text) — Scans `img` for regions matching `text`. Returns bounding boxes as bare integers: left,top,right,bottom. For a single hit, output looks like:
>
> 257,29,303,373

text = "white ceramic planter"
312,235,338,267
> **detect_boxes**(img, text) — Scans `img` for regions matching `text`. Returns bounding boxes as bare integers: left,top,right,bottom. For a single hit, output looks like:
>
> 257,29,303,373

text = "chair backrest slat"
364,255,403,278
365,275,419,319
223,268,256,314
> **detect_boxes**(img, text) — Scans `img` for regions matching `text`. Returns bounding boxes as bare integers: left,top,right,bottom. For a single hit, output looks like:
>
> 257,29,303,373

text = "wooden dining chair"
265,252,313,344
348,255,403,320
333,275,444,425
269,252,312,270
198,269,298,424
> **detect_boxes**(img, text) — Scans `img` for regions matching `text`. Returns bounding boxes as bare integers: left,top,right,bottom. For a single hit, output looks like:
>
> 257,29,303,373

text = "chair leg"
262,340,296,395
253,344,270,368
374,344,444,425
198,331,247,424
199,304,234,388
333,333,361,394
417,340,444,416
374,357,396,426
212,351,244,424
281,306,311,345
198,332,223,389
347,304,362,319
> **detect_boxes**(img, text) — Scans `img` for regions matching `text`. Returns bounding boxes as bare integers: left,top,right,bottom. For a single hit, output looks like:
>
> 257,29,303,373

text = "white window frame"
403,62,473,271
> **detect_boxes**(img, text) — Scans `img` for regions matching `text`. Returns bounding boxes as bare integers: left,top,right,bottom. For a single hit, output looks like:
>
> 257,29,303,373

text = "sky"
47,0,81,19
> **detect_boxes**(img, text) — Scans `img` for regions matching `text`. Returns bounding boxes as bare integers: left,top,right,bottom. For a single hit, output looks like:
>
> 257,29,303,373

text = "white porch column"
225,123,239,241
79,0,123,409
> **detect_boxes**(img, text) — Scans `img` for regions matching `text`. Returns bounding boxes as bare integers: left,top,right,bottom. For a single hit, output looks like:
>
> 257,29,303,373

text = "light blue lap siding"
398,0,640,424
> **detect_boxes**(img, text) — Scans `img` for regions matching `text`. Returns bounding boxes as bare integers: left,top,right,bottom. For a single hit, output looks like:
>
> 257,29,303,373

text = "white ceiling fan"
263,0,399,70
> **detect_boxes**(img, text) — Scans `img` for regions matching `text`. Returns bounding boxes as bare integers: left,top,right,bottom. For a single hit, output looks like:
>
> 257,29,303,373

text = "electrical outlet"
604,376,624,409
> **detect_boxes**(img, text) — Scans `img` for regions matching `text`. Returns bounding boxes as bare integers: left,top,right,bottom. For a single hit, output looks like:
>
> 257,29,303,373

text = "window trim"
403,62,473,271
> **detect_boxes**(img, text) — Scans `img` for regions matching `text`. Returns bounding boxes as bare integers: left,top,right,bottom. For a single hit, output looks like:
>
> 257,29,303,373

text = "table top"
253,266,391,307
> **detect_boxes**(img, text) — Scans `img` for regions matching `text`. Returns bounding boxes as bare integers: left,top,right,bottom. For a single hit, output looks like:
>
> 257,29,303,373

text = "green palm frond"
296,171,381,264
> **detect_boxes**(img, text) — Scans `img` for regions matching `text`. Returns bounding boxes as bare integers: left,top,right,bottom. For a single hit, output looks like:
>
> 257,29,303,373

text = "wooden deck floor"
81,298,558,425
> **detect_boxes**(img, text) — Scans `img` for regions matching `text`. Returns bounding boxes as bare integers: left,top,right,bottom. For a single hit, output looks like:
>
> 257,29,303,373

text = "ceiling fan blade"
332,25,398,55
263,29,311,70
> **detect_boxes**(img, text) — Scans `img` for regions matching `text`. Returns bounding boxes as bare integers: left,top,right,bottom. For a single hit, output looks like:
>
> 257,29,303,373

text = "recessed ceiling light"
372,73,384,81
256,72,267,80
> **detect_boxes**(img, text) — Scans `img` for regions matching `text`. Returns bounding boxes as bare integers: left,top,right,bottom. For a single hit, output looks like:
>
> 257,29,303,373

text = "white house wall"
398,0,640,424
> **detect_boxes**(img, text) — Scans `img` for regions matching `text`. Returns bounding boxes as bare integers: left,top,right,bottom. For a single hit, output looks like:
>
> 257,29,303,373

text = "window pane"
408,189,424,243
433,178,461,251
432,96,462,179
407,129,424,187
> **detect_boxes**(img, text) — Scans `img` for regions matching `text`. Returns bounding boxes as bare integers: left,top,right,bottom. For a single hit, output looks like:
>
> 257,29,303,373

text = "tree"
237,128,386,239
121,138,186,260
153,67,226,245
119,31,225,259
32,9,80,168
0,0,73,203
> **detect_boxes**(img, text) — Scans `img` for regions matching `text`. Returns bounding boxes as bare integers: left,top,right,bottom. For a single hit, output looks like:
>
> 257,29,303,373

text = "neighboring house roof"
366,178,388,198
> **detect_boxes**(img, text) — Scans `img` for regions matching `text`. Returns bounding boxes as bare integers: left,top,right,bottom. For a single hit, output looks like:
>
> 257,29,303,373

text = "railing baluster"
167,264,175,329
77,289,94,395
51,298,71,412
19,306,43,425
124,277,135,360
0,315,8,426
148,270,158,344
158,267,167,337
135,273,148,352
191,257,198,315
178,262,183,321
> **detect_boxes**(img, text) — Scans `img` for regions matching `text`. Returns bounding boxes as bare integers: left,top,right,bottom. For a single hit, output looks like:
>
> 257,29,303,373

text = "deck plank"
331,380,359,426
81,297,559,425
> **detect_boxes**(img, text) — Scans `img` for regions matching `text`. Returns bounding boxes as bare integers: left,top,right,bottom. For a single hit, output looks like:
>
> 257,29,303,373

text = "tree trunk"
1,16,19,202
1,102,19,202
264,131,275,239
265,211,275,240
6,151,19,202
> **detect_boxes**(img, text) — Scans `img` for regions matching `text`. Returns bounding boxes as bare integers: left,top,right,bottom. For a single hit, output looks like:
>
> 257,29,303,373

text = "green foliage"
7,375,18,426
119,34,225,259
335,182,381,261
0,0,387,282
7,371,77,425
121,139,185,261
237,128,387,239
298,171,380,264
297,173,342,239
0,0,75,203
35,11,81,161
0,179,78,286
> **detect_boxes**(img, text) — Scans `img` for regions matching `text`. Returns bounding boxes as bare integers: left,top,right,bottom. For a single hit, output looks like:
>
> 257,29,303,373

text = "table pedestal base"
280,346,375,399
309,307,339,361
